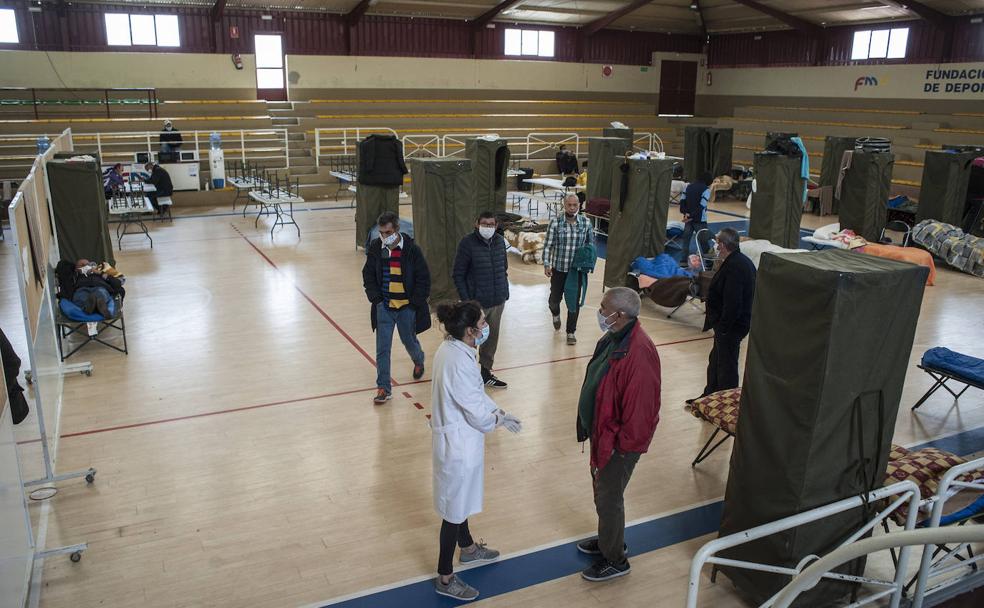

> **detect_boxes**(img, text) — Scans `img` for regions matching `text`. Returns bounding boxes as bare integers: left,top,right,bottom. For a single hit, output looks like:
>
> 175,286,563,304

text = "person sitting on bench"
142,162,174,215
56,259,126,320
103,163,125,198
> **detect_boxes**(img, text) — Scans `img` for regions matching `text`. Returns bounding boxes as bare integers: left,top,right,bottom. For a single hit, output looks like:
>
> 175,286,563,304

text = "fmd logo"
854,76,879,91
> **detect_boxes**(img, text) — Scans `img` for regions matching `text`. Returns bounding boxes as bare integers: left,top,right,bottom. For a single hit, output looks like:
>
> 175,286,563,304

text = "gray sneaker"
435,575,479,601
460,542,500,564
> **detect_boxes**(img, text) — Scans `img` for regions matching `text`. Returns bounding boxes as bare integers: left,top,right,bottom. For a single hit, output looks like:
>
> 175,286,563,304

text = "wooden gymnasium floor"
3,198,982,608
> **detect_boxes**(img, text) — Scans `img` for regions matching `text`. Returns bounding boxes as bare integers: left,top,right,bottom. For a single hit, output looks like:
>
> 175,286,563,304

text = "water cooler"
208,132,225,189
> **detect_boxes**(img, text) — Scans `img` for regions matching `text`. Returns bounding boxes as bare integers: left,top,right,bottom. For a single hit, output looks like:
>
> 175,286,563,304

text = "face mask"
478,226,496,240
474,324,490,346
565,212,577,219
382,232,399,247
597,310,617,333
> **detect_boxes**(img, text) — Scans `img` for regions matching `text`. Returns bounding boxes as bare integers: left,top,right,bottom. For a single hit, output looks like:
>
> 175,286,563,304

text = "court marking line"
230,223,380,370
15,336,714,444
304,429,984,608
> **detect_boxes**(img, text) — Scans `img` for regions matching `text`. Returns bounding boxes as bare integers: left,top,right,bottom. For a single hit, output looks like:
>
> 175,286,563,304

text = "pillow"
686,388,742,435
814,223,841,241
59,297,115,322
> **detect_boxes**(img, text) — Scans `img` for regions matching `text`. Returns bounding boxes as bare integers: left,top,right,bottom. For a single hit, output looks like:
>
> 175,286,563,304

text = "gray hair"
716,227,740,252
564,193,579,205
604,287,641,319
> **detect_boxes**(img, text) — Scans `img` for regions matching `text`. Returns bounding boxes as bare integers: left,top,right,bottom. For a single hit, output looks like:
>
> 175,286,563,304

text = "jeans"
548,270,579,333
72,286,112,315
703,328,748,396
375,303,424,393
677,220,710,263
437,519,474,576
592,450,640,564
479,303,504,371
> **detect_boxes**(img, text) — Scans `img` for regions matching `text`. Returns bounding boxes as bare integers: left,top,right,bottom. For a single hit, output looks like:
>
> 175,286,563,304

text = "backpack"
564,241,598,310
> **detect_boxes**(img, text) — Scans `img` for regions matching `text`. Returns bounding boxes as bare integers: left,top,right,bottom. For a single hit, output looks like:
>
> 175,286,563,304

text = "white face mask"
597,310,617,333
382,232,399,247
478,226,496,240
474,324,490,346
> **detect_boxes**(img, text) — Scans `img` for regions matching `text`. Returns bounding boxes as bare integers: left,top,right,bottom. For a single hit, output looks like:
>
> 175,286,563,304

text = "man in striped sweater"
362,212,432,404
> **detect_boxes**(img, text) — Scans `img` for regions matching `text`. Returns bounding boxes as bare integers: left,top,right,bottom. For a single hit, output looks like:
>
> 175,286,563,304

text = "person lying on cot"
55,259,126,320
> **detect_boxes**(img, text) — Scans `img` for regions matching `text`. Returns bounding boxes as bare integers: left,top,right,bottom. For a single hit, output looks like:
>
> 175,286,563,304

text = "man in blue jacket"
678,171,712,263
452,211,509,389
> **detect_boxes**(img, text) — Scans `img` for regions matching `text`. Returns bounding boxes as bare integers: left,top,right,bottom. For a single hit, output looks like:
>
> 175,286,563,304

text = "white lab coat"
430,338,499,524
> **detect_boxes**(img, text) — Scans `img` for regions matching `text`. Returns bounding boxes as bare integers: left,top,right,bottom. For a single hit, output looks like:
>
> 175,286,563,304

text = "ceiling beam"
473,0,526,29
693,0,708,40
729,0,822,35
583,0,653,37
876,1,949,29
210,0,226,23
346,0,374,26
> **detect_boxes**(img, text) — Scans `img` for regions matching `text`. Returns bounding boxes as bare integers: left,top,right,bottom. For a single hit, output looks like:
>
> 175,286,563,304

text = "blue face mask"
474,324,490,346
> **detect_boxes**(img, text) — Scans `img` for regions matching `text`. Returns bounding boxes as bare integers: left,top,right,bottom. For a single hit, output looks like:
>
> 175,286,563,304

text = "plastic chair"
880,220,911,247
695,228,718,271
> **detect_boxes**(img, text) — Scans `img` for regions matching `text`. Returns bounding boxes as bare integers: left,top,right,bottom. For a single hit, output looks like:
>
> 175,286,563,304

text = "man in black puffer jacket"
452,211,510,389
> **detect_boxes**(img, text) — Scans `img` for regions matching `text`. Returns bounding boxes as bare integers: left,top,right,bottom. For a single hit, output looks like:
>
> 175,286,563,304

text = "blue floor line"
319,426,983,607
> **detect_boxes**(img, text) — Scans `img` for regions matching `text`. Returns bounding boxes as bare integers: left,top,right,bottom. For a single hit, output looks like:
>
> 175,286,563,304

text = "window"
0,8,18,44
851,27,908,60
105,13,181,47
504,28,554,58
255,34,285,90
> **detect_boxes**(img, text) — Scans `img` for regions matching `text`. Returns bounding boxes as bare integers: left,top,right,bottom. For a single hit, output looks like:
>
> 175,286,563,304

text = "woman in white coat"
431,300,522,601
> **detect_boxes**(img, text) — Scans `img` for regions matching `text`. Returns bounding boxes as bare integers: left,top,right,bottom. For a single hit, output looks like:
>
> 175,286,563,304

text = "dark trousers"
548,270,579,333
677,220,710,263
703,328,748,396
592,451,640,564
438,519,475,576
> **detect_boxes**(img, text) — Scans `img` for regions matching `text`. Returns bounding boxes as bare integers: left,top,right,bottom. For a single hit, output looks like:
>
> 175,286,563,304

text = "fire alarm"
602,65,613,78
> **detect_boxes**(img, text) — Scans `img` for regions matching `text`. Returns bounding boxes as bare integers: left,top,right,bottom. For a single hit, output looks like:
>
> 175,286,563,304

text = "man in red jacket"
575,286,661,582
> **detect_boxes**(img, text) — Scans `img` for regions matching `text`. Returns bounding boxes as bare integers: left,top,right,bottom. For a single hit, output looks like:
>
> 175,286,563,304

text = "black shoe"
576,538,627,556
481,368,508,389
581,558,631,582
413,362,425,380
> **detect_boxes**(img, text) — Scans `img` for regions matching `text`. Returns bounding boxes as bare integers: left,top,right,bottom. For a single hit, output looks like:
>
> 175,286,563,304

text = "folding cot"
911,347,984,411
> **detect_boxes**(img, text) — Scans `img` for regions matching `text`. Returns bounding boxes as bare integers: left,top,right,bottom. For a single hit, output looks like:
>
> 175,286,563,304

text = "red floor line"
492,335,713,372
402,391,413,399
32,334,712,443
231,223,380,370
413,402,424,410
51,385,380,441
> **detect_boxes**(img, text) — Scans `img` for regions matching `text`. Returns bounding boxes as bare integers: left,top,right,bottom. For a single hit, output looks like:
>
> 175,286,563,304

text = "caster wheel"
84,371,92,377
70,551,82,563
85,473,95,483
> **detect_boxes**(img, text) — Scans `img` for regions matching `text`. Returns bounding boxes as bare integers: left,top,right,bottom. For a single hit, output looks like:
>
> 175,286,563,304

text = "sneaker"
552,315,561,330
459,541,500,564
481,368,508,389
581,558,631,582
567,333,577,345
434,575,479,601
373,389,391,405
576,538,627,556
413,362,425,380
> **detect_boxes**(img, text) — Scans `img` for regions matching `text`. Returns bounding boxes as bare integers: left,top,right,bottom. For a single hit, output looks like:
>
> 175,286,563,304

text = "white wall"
699,61,984,100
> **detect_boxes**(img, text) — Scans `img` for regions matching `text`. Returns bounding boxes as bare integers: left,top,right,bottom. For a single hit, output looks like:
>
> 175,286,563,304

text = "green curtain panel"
683,126,733,182
819,136,857,214
838,151,894,242
410,158,475,303
465,137,511,215
47,157,115,266
603,158,673,288
719,250,928,606
355,184,400,248
586,137,630,203
749,153,804,249
602,127,634,148
916,151,975,226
